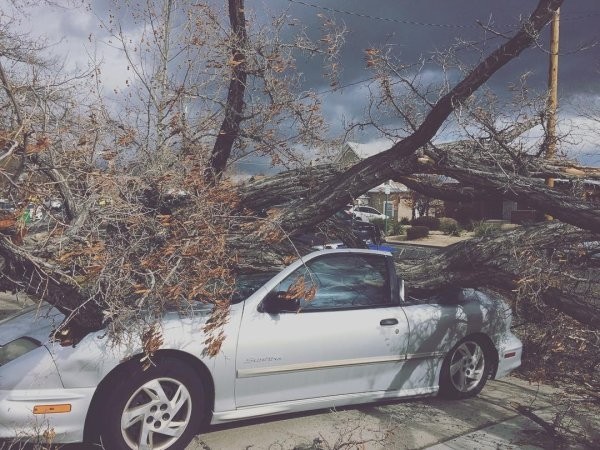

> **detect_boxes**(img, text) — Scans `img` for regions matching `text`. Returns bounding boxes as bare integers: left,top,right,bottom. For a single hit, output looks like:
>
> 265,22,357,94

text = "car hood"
0,301,217,347
0,303,65,345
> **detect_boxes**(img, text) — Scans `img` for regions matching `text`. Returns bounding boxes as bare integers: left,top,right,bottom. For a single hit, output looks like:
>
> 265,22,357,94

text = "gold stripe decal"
237,352,444,378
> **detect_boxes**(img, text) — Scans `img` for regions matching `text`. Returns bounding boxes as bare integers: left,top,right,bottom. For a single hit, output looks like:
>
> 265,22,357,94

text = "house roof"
368,181,408,194
344,141,388,160
339,142,409,194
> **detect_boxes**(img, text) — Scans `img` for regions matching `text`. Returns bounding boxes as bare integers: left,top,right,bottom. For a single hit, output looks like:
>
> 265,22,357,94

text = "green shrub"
411,216,440,230
438,217,461,236
461,220,475,232
399,217,411,225
406,225,429,240
473,221,502,237
388,221,405,236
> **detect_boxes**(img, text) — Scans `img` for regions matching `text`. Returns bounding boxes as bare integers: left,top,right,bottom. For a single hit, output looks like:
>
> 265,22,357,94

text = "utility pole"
545,8,559,220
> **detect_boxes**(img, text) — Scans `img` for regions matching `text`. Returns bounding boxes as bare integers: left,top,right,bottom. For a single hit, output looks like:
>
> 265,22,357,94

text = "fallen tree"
1,0,598,346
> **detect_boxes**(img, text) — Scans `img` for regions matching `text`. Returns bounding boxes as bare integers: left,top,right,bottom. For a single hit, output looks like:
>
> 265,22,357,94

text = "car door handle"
380,318,398,326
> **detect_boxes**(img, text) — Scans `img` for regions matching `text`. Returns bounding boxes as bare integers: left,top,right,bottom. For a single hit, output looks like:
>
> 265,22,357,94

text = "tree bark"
420,148,600,232
394,176,497,202
0,236,105,340
397,222,599,328
205,0,248,182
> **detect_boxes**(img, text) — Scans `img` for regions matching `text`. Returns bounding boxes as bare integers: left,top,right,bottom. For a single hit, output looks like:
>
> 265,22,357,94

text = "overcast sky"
13,0,600,169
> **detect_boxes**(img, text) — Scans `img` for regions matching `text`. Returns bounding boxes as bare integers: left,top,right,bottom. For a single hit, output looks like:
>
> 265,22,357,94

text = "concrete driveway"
190,377,598,450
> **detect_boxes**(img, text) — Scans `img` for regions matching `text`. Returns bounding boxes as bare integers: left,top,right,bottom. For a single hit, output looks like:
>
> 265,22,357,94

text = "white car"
0,249,522,449
348,205,387,222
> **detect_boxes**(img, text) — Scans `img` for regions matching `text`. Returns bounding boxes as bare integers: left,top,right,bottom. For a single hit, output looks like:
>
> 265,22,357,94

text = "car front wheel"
439,337,491,399
98,356,204,450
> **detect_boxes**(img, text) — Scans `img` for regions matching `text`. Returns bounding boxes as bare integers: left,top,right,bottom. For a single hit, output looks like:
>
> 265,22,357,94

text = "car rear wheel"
98,356,204,450
439,337,491,399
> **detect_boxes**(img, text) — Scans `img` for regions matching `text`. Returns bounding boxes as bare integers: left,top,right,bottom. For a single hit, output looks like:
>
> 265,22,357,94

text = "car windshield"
231,272,277,304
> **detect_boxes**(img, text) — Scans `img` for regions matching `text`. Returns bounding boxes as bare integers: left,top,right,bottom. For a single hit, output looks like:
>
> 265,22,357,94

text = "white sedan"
0,249,522,449
348,205,387,222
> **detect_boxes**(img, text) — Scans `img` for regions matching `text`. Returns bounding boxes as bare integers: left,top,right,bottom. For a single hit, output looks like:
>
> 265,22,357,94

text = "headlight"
0,337,41,367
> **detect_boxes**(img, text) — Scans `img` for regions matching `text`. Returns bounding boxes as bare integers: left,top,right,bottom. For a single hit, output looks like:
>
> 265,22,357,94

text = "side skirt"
210,386,438,425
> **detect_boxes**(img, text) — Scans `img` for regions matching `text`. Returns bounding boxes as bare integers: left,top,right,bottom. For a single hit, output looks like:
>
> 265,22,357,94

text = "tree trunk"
266,0,566,232
205,0,248,182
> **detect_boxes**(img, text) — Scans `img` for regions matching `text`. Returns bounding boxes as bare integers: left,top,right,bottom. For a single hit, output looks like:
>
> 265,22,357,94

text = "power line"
287,0,477,29
561,11,600,21
288,1,600,30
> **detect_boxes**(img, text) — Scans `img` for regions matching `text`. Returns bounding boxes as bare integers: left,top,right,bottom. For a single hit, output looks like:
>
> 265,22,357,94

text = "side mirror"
261,291,300,314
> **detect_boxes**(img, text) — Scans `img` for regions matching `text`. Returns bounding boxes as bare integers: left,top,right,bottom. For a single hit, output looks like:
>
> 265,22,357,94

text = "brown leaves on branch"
4,0,598,360
141,324,164,370
27,135,51,154
364,48,380,68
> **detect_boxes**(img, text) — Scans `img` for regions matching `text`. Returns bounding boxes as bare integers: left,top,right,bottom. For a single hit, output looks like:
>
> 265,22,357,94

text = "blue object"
367,243,396,253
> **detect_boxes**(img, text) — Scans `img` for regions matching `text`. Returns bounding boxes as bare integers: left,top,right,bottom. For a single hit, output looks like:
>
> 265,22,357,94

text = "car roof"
303,248,392,259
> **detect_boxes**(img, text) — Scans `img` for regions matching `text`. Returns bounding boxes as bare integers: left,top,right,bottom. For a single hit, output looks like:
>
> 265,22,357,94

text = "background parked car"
348,205,387,222
0,199,15,214
335,210,382,244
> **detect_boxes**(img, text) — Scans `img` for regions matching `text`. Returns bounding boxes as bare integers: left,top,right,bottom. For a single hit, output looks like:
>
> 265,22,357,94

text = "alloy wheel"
120,377,193,450
448,341,485,393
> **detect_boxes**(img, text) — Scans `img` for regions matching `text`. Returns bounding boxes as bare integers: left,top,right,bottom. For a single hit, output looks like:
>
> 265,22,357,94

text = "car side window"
273,254,392,312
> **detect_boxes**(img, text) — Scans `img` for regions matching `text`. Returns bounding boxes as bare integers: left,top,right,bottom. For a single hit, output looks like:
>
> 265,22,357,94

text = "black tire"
439,336,491,399
97,356,204,450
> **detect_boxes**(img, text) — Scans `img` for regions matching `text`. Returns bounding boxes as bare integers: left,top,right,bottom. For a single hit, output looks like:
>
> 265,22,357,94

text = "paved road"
1,376,595,450
188,376,599,450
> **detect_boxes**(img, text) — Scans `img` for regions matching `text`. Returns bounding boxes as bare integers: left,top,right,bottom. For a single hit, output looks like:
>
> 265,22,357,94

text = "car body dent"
0,346,63,391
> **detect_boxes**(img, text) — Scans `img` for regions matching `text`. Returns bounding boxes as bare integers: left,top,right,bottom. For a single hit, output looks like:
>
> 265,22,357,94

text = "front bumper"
0,345,94,443
0,386,94,443
494,332,523,379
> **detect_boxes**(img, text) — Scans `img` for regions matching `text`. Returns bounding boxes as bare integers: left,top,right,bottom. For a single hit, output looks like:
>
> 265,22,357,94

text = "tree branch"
272,0,564,232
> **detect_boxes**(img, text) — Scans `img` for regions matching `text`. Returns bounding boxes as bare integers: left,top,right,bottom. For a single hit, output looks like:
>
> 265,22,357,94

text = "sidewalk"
386,230,473,248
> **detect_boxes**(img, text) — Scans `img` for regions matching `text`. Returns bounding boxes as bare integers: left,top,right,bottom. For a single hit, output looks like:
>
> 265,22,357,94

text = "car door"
357,206,374,221
235,252,410,407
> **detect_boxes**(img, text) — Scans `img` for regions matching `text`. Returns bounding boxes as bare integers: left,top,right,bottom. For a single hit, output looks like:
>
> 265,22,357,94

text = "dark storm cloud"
88,1,598,112
246,0,600,151
260,0,599,94
80,0,598,167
